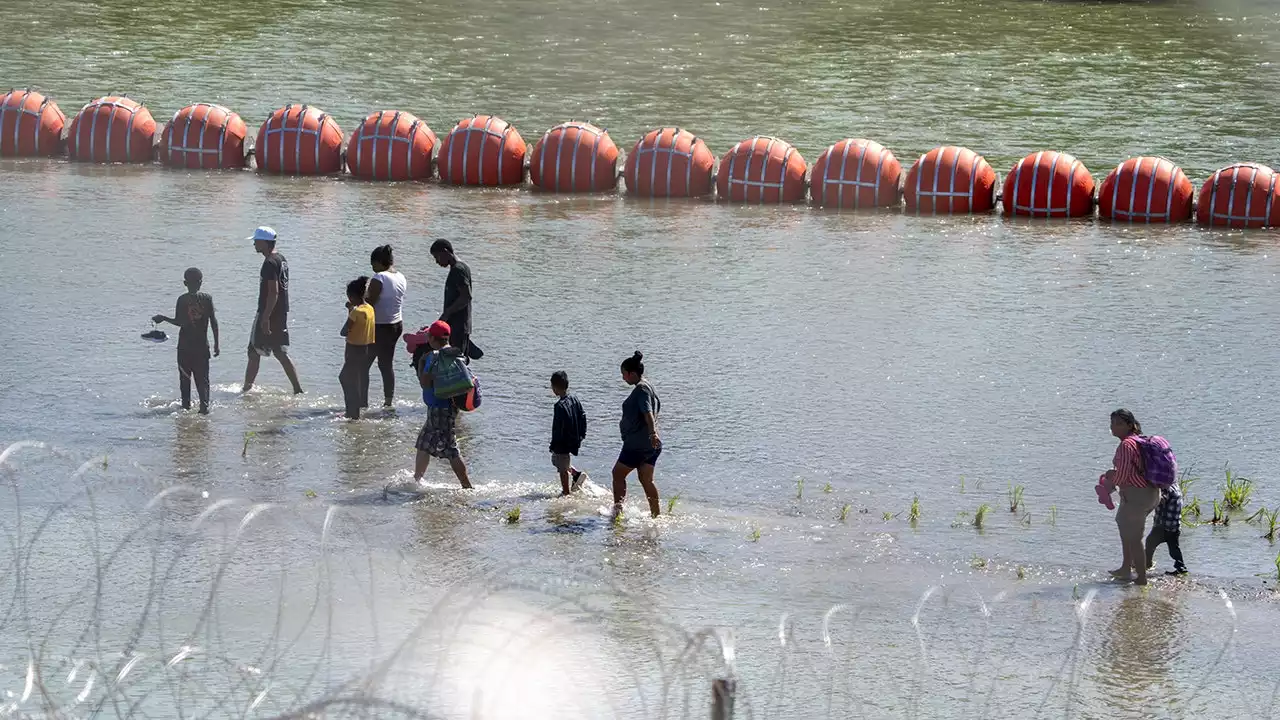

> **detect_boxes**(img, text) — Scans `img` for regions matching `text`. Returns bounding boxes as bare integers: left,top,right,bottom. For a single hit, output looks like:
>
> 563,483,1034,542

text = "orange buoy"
529,122,619,193
346,110,438,181
623,128,715,198
437,115,526,186
1196,163,1280,229
811,139,902,209
254,104,344,175
66,96,155,164
715,136,807,204
0,89,65,157
904,146,997,214
1002,151,1095,218
1098,157,1193,223
158,103,248,169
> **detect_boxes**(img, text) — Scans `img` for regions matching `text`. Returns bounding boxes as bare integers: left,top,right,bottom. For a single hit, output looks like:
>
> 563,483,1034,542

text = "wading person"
413,320,473,489
339,276,376,419
1146,483,1189,576
549,370,588,496
242,226,303,394
366,244,406,407
430,239,475,362
611,351,662,518
1103,409,1161,585
152,267,219,414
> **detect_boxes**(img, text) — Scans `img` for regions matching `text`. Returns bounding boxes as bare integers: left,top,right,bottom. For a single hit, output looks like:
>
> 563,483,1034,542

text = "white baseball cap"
247,226,278,243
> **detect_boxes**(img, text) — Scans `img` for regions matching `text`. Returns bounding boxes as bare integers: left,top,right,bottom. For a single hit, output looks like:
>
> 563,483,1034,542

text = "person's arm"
366,276,383,306
152,298,184,327
261,281,278,332
551,403,567,452
417,353,435,390
209,297,220,357
643,411,660,448
340,307,353,337
1110,438,1142,487
579,402,588,441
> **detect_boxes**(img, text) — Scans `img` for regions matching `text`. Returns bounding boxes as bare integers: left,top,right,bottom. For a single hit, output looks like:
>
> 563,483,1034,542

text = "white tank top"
371,270,407,324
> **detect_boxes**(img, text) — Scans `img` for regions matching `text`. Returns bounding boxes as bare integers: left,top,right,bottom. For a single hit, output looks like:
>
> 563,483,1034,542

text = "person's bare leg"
611,462,630,510
243,350,261,393
637,464,660,517
274,352,304,393
449,455,472,489
558,467,572,496
413,450,430,482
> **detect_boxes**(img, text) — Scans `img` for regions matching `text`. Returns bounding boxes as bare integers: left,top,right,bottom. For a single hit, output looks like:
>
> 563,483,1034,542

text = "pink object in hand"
1095,475,1116,510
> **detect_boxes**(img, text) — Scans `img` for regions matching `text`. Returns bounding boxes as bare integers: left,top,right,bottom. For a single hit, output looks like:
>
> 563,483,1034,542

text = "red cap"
428,320,451,338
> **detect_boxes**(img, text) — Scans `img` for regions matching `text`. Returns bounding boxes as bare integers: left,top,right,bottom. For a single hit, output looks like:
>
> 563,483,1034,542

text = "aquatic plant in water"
1183,497,1201,521
1048,505,1058,527
1008,484,1025,513
882,511,894,521
506,506,521,524
1222,465,1255,510
909,495,920,524
839,504,851,522
1210,499,1230,526
1016,566,1026,580
970,555,987,569
667,494,679,514
973,504,990,529
1179,466,1198,498
748,524,761,542
242,431,255,457
796,478,804,499
823,482,833,494
1263,508,1280,542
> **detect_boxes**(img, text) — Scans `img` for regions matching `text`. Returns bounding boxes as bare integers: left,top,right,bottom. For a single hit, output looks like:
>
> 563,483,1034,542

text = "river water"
3,0,1280,717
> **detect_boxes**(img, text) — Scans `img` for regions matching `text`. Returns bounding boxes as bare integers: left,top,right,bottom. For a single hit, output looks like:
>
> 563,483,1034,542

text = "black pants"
1145,526,1186,571
177,348,210,408
339,344,375,418
372,322,402,404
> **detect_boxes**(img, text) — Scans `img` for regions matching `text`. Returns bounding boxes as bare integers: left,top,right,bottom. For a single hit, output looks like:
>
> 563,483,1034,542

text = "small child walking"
339,277,376,419
152,267,219,414
549,371,588,496
1146,484,1188,575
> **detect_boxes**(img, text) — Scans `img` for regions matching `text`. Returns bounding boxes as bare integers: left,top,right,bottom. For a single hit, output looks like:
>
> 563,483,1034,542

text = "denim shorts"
617,446,662,469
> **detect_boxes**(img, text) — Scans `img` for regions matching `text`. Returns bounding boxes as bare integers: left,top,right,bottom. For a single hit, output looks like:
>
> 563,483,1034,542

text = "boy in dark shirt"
549,371,588,495
153,267,220,414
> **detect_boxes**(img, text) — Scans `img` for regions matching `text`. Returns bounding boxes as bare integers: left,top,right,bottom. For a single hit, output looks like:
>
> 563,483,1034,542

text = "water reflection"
1093,592,1185,717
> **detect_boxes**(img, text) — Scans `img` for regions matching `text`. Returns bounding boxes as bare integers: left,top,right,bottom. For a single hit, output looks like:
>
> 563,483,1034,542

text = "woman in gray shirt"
612,351,663,518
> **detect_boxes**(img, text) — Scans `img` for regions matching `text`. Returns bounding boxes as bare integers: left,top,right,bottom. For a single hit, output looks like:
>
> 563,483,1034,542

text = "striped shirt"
1111,435,1149,488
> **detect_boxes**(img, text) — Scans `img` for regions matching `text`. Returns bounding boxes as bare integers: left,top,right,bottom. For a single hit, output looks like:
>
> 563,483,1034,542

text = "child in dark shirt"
549,371,588,496
1146,484,1189,575
153,268,220,414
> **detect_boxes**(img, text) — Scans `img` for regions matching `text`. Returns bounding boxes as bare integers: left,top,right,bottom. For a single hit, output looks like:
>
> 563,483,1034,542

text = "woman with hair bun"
1104,408,1161,585
612,351,663,518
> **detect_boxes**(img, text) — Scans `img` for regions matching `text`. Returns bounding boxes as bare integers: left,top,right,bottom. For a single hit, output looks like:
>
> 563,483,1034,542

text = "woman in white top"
365,245,408,407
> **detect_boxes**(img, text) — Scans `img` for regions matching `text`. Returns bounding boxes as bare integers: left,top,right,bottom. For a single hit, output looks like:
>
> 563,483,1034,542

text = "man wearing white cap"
242,226,304,394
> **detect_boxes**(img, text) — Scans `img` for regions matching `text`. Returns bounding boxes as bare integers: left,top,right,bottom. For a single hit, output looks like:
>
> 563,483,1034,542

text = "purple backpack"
1136,435,1177,488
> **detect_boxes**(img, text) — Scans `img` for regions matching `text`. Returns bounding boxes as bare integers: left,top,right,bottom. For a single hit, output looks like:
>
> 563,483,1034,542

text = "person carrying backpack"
1101,409,1168,586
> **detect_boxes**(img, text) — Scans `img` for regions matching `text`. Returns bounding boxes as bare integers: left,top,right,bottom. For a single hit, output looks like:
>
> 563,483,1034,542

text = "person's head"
1110,409,1142,439
620,351,645,385
248,226,278,256
427,319,451,349
430,239,455,267
347,276,369,304
371,244,394,273
550,370,569,397
183,267,203,292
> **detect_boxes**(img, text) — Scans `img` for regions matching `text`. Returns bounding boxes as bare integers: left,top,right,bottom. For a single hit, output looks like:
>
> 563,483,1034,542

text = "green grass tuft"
908,495,921,524
1222,465,1255,511
667,494,680,514
1210,499,1230,526
1048,505,1058,527
506,506,521,524
839,504,851,522
1016,566,1026,581
882,511,894,521
241,431,256,457
1264,508,1280,542
1008,484,1025,513
796,478,804,499
823,482,833,494
973,503,991,529
304,489,317,499
748,524,761,542
970,555,987,569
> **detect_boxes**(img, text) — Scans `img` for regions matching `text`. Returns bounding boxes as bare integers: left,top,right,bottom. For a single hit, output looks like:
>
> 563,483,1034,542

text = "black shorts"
249,316,289,356
617,446,662,469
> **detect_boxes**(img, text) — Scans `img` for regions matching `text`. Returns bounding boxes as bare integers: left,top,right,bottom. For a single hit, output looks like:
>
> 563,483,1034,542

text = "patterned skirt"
415,404,460,459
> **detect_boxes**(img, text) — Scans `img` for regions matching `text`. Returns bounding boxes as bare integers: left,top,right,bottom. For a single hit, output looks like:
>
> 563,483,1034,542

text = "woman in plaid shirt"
1146,484,1188,575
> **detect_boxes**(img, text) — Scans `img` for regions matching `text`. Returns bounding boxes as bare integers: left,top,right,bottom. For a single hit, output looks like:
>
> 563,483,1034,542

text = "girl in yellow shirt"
339,277,377,419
